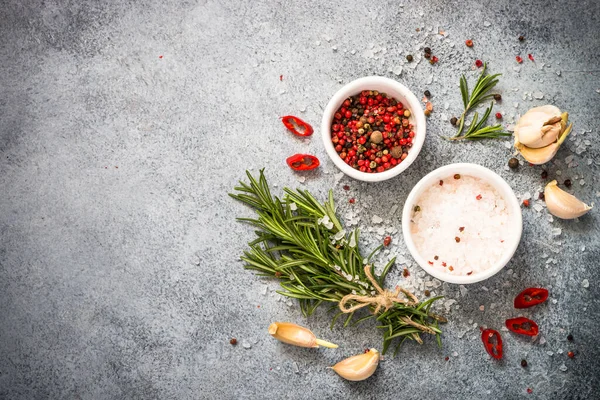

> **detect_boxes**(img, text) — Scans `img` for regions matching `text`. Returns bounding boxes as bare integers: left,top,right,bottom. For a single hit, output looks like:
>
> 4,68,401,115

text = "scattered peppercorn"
230,338,238,345
403,268,410,277
424,290,431,297
528,54,535,62
465,39,473,47
475,59,483,68
424,52,431,59
414,205,421,212
516,55,523,63
494,94,502,101
541,170,548,179
439,180,444,186
459,227,465,232
564,179,572,188
568,351,575,358
567,334,574,341
455,237,461,243
343,185,350,190
349,198,355,204
495,112,502,119
434,255,439,260
454,174,461,179
383,236,392,246
424,47,431,54
539,192,545,201
508,158,519,169
424,90,431,97
519,35,525,41
406,54,413,62
527,388,533,394
521,359,528,368
424,109,431,116
523,199,530,207
429,55,439,64
275,271,282,277
445,356,450,361
450,117,458,126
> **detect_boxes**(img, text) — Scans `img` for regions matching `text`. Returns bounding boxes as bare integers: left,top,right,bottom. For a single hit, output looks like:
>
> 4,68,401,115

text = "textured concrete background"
1,0,599,399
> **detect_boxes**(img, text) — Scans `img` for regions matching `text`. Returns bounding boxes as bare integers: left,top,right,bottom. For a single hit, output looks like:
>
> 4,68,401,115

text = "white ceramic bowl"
321,76,426,182
402,163,522,284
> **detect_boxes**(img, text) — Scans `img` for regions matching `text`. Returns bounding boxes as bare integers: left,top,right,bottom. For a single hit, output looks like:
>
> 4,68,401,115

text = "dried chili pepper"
514,287,549,309
281,116,314,137
505,317,539,336
481,329,503,359
286,154,320,171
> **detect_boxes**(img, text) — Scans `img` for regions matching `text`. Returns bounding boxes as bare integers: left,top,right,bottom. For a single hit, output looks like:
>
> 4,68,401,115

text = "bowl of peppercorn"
321,76,426,182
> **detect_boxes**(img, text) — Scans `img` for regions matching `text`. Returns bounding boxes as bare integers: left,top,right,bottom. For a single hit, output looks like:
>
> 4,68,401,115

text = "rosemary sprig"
453,63,508,140
450,102,512,140
230,170,445,355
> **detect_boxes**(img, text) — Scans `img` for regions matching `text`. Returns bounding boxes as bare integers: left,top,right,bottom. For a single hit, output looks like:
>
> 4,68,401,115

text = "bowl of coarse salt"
402,163,522,284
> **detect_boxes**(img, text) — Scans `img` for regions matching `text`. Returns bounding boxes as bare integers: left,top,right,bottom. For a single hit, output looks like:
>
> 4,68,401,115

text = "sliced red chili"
286,154,320,171
281,116,313,137
505,317,539,336
481,329,503,359
514,287,549,309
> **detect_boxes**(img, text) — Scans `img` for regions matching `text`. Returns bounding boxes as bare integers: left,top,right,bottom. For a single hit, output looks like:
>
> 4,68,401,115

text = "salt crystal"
483,21,491,27
393,65,403,76
300,106,306,113
297,176,306,183
452,351,459,357
565,155,574,164
582,279,589,288
444,102,449,110
481,286,488,291
514,66,521,73
580,179,585,186
581,245,586,252
552,228,562,236
432,279,442,288
350,49,356,55
539,336,547,345
556,170,562,176
331,46,337,52
556,70,561,76
533,204,543,212
262,286,268,295
372,215,383,224
547,351,554,356
459,285,468,297
559,364,568,372
522,192,531,200
242,340,252,349
290,203,298,211
377,227,385,235
514,102,519,108
390,204,399,215
500,326,509,332
293,362,300,373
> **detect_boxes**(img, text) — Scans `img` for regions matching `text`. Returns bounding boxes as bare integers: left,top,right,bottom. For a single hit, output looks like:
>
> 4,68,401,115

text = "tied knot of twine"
339,265,419,315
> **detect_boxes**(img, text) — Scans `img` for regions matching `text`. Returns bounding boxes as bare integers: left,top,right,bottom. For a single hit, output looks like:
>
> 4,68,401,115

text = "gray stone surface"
1,0,599,399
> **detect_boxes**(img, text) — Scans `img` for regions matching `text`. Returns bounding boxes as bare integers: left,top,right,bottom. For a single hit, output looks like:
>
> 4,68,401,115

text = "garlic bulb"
268,322,338,348
544,180,592,219
331,348,380,381
514,106,572,165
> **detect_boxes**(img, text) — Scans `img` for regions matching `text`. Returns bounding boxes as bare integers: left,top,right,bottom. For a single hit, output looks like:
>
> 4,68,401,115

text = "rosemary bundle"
230,170,445,355
452,63,511,140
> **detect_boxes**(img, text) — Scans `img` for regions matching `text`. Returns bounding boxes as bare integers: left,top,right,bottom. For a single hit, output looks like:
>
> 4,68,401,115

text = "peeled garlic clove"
514,105,563,148
331,348,380,381
268,322,338,348
544,180,592,219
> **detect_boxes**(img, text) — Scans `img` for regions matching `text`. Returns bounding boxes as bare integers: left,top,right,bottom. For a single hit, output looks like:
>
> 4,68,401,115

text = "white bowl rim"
321,76,426,182
401,163,523,284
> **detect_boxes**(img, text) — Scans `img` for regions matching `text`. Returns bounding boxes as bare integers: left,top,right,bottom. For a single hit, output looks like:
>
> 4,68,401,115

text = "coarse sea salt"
411,176,511,276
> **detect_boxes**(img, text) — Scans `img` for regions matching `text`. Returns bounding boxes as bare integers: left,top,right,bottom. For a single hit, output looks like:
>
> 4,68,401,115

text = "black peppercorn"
230,338,238,345
521,359,528,368
424,290,431,297
539,192,545,201
424,90,431,97
541,170,548,179
406,54,413,62
519,35,525,42
564,179,572,188
494,94,502,101
424,47,431,54
424,52,431,59
567,334,573,341
508,158,519,169
450,117,458,126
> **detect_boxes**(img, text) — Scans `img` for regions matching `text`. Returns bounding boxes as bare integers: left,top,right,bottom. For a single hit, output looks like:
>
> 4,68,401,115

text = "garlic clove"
515,121,572,164
544,180,592,219
331,348,380,381
515,105,563,149
268,322,338,348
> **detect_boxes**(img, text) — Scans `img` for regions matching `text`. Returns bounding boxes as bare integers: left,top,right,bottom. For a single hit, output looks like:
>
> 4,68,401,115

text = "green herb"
452,63,509,140
230,170,445,355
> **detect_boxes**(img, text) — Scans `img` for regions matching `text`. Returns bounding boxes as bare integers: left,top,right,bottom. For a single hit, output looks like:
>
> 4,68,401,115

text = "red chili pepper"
505,317,539,336
281,116,313,137
286,154,320,171
514,287,549,308
481,329,503,359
